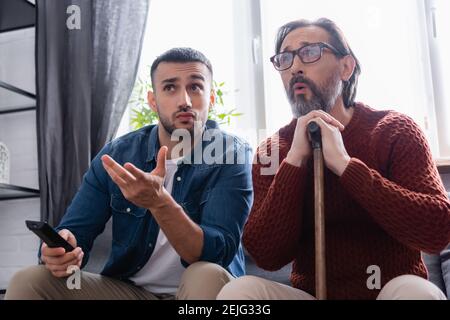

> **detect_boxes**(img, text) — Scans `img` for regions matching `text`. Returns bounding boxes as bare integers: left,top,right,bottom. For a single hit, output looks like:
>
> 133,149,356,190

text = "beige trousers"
7,262,444,300
5,262,234,300
216,274,447,300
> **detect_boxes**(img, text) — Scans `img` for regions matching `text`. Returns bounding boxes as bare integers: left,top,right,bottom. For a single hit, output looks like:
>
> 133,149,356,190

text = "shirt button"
176,177,181,182
126,208,131,213
148,243,153,248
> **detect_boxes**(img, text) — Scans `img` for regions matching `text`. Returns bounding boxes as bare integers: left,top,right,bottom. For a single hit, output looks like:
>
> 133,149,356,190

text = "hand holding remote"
40,229,84,278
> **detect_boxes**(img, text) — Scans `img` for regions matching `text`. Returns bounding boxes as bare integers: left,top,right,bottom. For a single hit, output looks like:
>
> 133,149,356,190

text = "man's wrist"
334,156,351,176
148,191,178,214
285,150,307,167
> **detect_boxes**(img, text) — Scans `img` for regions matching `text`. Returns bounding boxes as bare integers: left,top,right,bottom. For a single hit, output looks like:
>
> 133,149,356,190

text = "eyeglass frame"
270,42,347,71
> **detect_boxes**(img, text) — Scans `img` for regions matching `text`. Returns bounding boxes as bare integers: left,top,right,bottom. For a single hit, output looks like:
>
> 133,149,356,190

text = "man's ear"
341,55,356,82
209,89,216,111
147,91,157,113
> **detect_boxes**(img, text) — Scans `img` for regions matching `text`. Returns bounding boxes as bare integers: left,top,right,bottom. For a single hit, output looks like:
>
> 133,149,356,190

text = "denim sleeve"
52,144,113,268
183,143,253,268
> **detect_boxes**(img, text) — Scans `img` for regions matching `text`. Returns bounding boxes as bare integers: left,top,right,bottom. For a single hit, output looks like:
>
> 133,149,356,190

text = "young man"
217,18,449,300
5,48,252,300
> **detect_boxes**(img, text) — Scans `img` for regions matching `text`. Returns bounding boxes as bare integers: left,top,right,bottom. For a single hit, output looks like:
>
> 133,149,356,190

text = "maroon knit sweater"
243,103,450,300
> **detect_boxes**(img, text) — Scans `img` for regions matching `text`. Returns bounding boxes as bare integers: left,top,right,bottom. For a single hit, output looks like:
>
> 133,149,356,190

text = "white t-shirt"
129,157,186,294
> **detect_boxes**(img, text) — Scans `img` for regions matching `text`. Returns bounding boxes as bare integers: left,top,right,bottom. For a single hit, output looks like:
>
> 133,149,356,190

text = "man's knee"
5,265,55,300
377,275,446,300
177,262,233,300
217,275,263,300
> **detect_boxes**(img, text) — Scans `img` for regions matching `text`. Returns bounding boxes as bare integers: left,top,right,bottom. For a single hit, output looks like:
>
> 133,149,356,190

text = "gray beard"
290,94,327,118
288,72,343,118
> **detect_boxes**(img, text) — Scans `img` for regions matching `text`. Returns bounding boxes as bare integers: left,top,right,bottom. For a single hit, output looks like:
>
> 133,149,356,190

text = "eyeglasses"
270,42,345,71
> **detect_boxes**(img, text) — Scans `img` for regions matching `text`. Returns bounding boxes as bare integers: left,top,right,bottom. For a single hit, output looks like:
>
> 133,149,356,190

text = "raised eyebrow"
190,74,206,82
161,77,179,84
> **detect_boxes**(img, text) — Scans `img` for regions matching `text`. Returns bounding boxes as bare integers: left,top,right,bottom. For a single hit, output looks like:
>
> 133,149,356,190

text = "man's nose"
290,54,305,76
178,89,192,109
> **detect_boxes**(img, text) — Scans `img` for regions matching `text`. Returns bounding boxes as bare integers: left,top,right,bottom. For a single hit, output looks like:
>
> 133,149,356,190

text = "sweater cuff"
340,158,372,193
275,159,306,186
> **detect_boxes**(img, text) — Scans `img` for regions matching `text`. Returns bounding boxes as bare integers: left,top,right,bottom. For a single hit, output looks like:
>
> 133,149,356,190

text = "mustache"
175,106,194,114
178,105,192,112
289,75,316,94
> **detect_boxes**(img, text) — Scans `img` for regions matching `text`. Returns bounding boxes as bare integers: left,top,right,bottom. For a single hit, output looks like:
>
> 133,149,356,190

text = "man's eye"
301,46,319,58
279,53,291,65
163,85,175,91
191,84,203,91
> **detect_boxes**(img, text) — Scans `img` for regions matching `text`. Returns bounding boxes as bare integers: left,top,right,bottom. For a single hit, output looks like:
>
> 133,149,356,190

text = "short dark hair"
150,47,213,87
275,18,361,108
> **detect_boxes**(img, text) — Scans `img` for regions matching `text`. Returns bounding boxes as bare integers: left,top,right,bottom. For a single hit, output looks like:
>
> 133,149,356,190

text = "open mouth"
293,82,309,95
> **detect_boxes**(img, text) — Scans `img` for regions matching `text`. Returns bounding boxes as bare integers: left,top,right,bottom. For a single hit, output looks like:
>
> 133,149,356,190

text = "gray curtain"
36,0,149,226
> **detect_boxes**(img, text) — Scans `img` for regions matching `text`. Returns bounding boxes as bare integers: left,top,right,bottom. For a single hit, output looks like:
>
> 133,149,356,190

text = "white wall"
0,27,40,290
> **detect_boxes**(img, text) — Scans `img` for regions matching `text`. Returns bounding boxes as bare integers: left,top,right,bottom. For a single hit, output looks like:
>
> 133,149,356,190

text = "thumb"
58,229,77,247
152,146,167,177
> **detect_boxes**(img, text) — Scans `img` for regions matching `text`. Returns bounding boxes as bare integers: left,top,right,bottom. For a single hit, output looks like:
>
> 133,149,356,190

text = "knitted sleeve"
340,114,450,254
243,136,308,270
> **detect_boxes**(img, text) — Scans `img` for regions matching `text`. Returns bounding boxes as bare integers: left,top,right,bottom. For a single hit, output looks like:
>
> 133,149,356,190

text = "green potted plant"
128,67,242,130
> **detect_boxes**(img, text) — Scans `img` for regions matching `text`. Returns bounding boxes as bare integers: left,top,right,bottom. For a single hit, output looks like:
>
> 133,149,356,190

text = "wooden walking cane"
307,121,327,300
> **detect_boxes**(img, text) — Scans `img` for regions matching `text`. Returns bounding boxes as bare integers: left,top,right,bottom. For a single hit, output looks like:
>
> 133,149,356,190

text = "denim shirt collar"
145,120,220,165
145,125,160,163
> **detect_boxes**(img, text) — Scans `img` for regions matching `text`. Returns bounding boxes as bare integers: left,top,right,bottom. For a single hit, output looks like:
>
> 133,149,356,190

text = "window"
261,0,429,135
259,0,450,158
116,0,238,138
428,0,450,157
117,0,450,159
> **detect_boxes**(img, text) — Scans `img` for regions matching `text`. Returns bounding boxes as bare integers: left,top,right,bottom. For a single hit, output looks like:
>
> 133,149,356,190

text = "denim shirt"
55,121,253,281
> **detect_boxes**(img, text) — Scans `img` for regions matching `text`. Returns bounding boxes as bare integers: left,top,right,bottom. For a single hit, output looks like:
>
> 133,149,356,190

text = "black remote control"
25,220,75,252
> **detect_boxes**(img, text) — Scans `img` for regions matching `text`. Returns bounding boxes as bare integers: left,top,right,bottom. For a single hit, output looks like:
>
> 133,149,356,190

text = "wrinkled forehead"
153,62,212,84
280,26,331,52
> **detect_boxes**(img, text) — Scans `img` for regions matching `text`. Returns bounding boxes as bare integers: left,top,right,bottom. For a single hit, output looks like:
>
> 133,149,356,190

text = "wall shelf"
0,80,37,114
0,0,38,295
0,106,36,115
0,80,36,100
0,183,40,201
0,0,36,33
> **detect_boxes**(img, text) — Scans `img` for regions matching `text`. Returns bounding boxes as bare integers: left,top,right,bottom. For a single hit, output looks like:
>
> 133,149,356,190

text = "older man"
218,18,449,300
